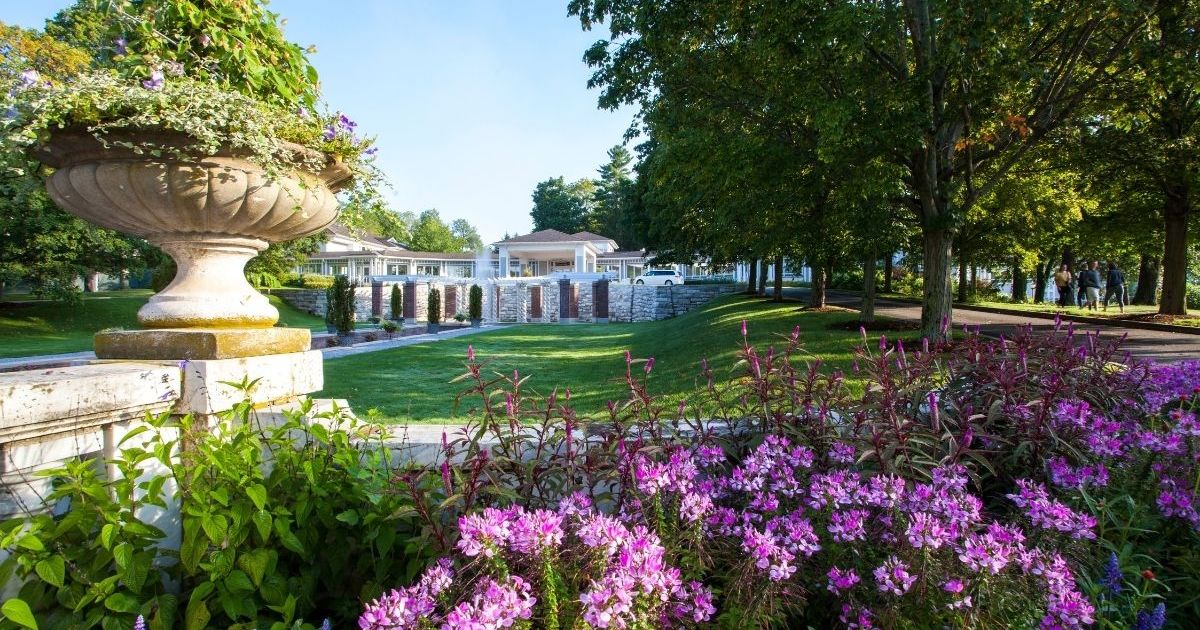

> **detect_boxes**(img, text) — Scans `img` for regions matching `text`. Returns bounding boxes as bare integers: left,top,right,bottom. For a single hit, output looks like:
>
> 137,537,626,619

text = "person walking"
1053,264,1074,308
1081,261,1102,311
1075,266,1088,308
1104,261,1125,313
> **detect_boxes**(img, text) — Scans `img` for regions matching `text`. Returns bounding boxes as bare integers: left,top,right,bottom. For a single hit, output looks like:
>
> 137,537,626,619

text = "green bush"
1186,284,1200,310
326,275,356,335
300,274,335,290
0,399,428,628
150,258,176,293
247,270,282,289
391,284,403,321
468,284,482,320
427,288,441,325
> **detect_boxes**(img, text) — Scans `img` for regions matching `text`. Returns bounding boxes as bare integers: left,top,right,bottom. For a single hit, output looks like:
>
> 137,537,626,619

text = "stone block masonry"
276,281,743,325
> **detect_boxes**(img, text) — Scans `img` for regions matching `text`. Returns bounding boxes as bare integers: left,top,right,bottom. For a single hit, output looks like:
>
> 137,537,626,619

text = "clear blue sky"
6,1,635,243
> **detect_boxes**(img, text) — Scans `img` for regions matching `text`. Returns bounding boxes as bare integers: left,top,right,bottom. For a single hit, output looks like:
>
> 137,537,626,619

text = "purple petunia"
142,70,164,90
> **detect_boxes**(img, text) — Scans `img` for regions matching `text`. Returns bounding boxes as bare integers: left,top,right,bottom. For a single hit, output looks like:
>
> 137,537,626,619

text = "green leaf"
251,510,272,542
103,592,141,613
236,548,273,588
113,542,133,570
34,556,65,588
99,524,118,551
201,514,228,544
1,599,37,629
224,569,255,595
335,510,359,526
15,535,43,552
245,484,268,511
185,597,210,630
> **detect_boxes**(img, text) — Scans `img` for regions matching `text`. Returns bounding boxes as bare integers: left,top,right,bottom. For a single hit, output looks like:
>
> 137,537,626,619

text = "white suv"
634,269,683,285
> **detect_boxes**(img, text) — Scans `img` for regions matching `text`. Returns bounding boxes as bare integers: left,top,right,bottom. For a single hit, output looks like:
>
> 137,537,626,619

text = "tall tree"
571,0,1149,338
530,176,595,233
0,20,150,299
409,209,461,252
1076,0,1200,314
589,145,640,246
451,218,483,252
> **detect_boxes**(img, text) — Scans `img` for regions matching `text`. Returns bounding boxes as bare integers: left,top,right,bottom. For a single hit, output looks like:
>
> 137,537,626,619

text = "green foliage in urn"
327,274,356,336
427,288,441,325
97,0,320,109
390,284,403,321
1,0,382,210
469,284,482,321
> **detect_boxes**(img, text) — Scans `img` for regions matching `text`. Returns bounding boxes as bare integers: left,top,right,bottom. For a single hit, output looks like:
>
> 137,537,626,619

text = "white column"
499,246,510,278
575,245,585,273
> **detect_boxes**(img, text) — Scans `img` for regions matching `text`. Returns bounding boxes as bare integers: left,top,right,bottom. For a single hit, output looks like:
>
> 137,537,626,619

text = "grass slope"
319,296,884,424
0,290,327,358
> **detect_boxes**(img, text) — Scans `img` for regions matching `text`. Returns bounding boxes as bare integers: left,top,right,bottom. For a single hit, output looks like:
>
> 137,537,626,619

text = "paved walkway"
781,288,1200,363
0,325,500,372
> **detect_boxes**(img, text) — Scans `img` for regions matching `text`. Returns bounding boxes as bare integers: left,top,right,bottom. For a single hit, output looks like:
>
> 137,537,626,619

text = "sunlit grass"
319,295,886,424
0,290,327,358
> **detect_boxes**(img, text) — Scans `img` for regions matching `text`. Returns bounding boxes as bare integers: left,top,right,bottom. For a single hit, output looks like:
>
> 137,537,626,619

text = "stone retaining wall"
276,281,743,325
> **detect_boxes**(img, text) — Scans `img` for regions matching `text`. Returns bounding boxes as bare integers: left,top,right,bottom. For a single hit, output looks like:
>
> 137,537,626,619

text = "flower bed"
2,320,1197,628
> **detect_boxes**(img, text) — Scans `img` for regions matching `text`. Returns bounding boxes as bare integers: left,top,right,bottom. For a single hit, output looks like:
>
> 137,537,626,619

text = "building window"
416,264,441,276
446,262,473,278
387,263,409,275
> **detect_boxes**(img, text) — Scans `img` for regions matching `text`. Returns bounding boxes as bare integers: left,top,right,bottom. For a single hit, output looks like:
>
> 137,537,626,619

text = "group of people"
1052,261,1125,312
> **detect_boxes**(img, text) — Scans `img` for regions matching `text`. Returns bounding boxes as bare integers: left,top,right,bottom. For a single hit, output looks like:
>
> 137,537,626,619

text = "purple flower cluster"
371,499,713,630
359,559,453,629
1007,480,1097,539
442,575,535,629
872,556,916,596
1047,456,1109,490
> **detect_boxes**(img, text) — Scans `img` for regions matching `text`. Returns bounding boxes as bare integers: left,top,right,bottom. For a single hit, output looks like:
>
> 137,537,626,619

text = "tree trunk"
882,252,894,293
861,252,877,323
809,262,827,308
773,257,784,302
758,259,768,296
920,228,954,340
84,272,99,293
956,251,968,303
119,270,129,290
1011,260,1027,302
1159,192,1189,314
1132,253,1160,305
746,258,757,295
1033,261,1048,303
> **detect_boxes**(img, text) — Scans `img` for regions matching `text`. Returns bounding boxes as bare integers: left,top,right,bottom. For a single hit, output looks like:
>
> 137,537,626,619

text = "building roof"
571,231,617,243
598,249,648,260
494,229,581,245
325,223,397,249
307,249,484,261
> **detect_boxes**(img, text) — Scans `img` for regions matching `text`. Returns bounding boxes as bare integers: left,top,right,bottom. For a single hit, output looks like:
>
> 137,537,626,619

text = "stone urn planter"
35,130,352,359
427,323,440,335
471,318,482,328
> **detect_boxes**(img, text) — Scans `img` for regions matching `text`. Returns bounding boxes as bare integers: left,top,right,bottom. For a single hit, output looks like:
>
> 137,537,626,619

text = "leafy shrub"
427,289,441,325
326,275,356,335
391,284,403,321
247,270,282,289
301,274,335,290
469,284,482,321
1,398,427,629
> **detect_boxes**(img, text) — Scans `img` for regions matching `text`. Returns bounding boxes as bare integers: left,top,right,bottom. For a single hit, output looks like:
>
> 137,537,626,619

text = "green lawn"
0,290,327,358
963,299,1200,328
320,296,889,424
